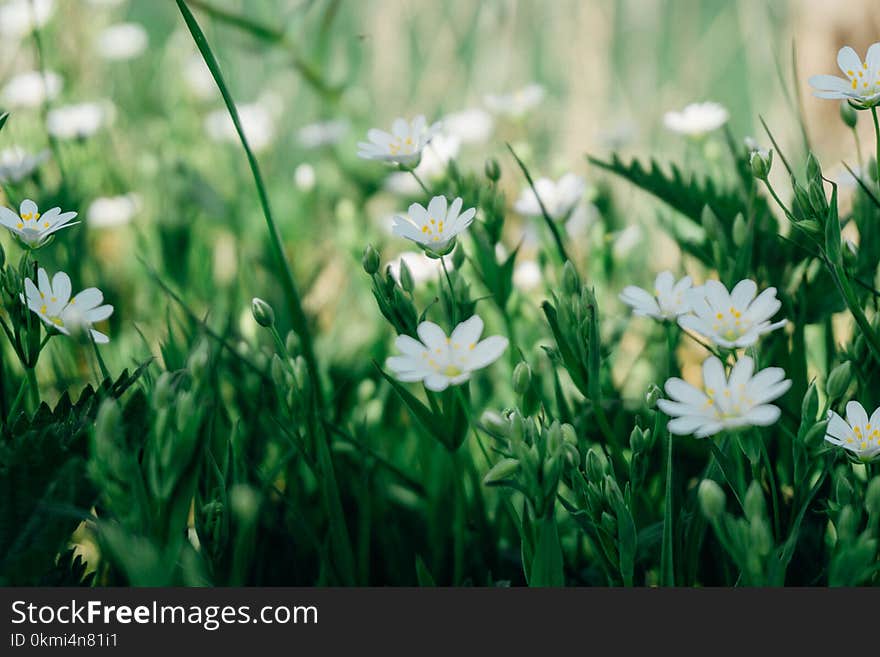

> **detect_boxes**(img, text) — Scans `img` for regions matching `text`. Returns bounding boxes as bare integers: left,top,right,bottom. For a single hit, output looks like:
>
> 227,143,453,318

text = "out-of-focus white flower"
658,355,791,438
513,260,542,291
297,119,349,149
1,70,62,108
564,202,597,237
388,251,449,286
678,279,786,349
0,198,78,248
620,271,695,321
612,224,642,258
22,267,113,343
183,54,216,100
484,84,544,118
0,146,49,183
391,195,475,254
663,102,729,137
384,133,461,194
825,401,880,461
514,173,585,220
597,119,638,150
442,108,493,144
294,163,316,191
809,44,880,109
95,22,148,60
357,115,441,166
386,315,508,391
86,193,141,229
0,0,54,39
205,103,275,152
47,102,113,139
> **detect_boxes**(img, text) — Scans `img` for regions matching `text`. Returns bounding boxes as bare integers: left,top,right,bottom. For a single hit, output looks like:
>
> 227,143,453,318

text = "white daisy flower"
47,102,114,139
86,193,141,229
484,84,544,118
442,108,493,144
388,251,450,286
0,146,49,183
619,271,694,321
297,119,350,149
514,173,585,220
391,195,475,255
1,70,62,109
663,102,729,137
809,44,880,109
0,199,78,248
678,279,787,349
384,133,461,194
204,103,275,152
356,115,441,166
386,315,508,391
96,22,148,61
22,268,113,343
657,355,791,438
825,401,880,461
0,0,54,39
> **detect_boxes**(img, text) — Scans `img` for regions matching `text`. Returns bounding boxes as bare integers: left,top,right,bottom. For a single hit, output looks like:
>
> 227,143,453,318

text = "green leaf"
415,555,436,586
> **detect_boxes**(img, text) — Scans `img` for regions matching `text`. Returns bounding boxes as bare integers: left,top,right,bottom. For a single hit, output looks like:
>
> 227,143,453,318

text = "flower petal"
467,336,508,370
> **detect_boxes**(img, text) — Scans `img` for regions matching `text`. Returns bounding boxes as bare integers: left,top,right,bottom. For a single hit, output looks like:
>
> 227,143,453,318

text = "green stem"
871,106,880,188
176,0,324,410
852,126,864,171
440,256,457,325
759,436,781,538
6,376,29,422
409,169,430,195
450,449,466,585
91,337,111,382
660,429,675,586
25,367,39,410
762,179,796,222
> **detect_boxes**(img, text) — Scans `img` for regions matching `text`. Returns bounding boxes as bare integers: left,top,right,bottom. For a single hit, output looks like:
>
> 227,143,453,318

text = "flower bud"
561,423,577,446
484,157,501,182
513,361,532,395
645,384,662,409
561,260,580,296
362,244,380,275
483,458,520,484
840,100,858,129
398,259,415,293
749,149,772,180
744,480,766,522
251,297,275,328
270,353,287,388
806,152,823,184
732,213,748,247
94,398,122,445
229,484,260,523
826,361,852,399
481,410,510,437
585,447,608,481
546,421,562,454
698,479,726,521
629,425,650,453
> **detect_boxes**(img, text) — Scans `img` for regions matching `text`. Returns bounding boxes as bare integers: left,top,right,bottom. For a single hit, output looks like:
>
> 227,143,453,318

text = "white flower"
297,119,349,148
1,70,62,108
658,355,791,438
663,102,729,137
391,195,475,253
0,198,78,248
0,0,54,39
0,146,49,183
384,133,460,194
388,251,450,286
47,102,113,139
514,173,585,220
86,194,141,229
612,224,642,258
809,44,880,109
294,164,316,191
620,271,694,321
825,401,880,461
183,54,216,100
205,103,275,152
386,315,508,391
356,115,440,166
96,22,148,61
678,279,787,348
442,108,493,144
484,84,544,118
513,260,542,291
22,268,113,343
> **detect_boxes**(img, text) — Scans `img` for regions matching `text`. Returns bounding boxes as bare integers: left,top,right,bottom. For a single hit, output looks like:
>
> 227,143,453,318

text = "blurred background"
0,0,878,398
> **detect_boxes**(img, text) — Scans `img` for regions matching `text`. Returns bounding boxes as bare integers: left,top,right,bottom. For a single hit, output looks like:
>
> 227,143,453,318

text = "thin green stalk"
852,127,864,171
409,169,430,195
660,429,675,587
440,256,457,325
450,449,466,584
6,376,29,422
91,337,111,382
759,436,781,538
176,0,324,409
871,106,880,188
25,366,38,409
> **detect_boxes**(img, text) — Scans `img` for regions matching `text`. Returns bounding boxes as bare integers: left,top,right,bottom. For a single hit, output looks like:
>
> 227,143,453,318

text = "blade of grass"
176,0,324,409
